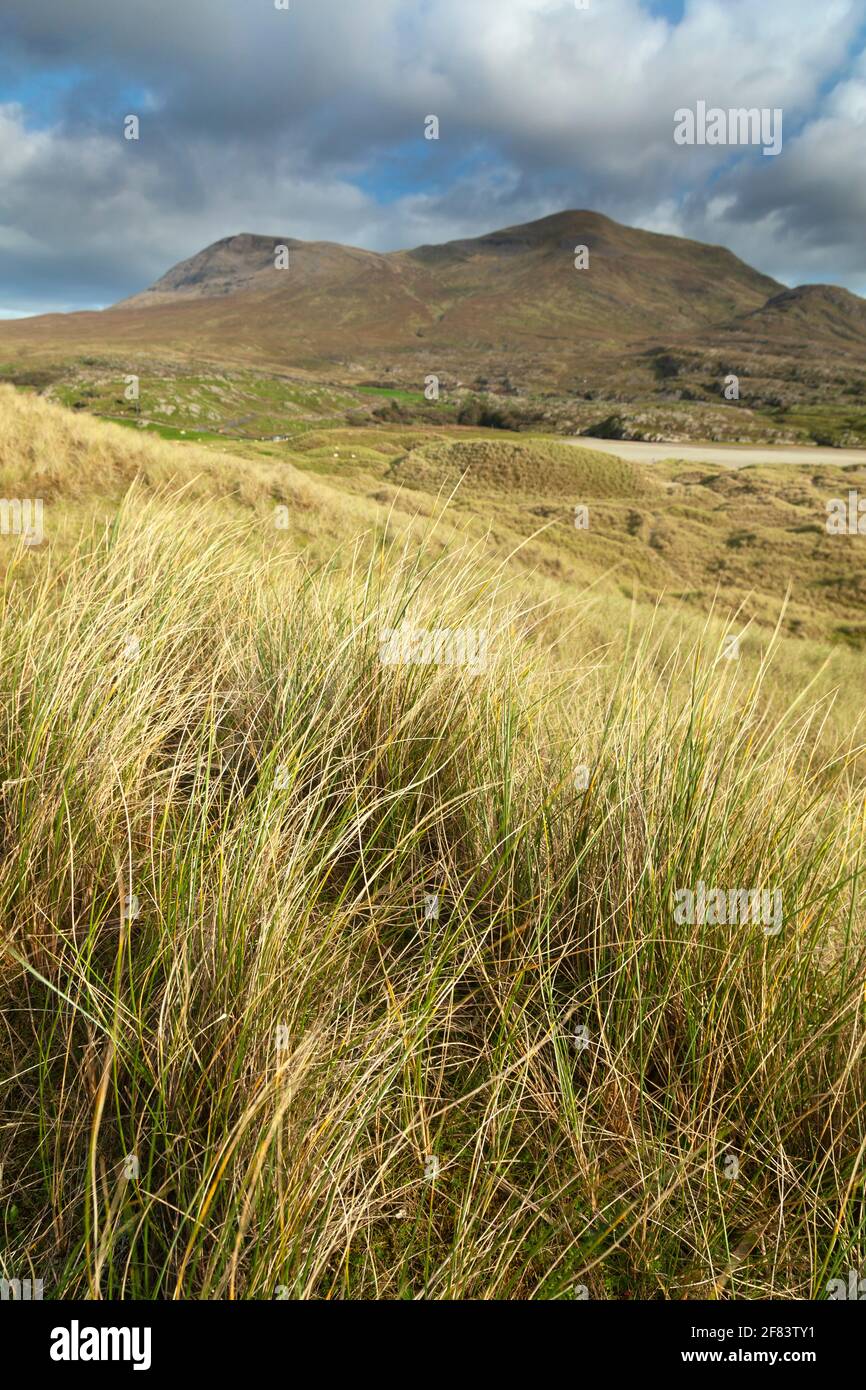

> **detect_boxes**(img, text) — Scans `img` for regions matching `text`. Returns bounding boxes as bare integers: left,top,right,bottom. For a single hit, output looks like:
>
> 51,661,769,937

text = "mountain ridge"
1,210,864,402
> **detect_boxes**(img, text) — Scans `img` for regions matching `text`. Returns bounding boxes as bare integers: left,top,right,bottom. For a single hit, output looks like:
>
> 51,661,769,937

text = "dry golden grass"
1,386,865,1300
390,437,645,497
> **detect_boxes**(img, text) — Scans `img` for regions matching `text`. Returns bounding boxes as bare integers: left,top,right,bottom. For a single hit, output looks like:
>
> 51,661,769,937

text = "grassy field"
8,356,866,448
1,386,865,1299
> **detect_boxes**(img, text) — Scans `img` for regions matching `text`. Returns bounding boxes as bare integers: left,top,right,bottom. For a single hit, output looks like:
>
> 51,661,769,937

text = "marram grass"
1,488,864,1300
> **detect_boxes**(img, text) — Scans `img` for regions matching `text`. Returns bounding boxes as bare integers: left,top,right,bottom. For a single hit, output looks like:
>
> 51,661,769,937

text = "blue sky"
646,0,686,18
1,0,865,316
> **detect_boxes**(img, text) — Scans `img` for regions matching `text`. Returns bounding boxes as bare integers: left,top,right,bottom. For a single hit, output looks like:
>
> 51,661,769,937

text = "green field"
8,357,866,448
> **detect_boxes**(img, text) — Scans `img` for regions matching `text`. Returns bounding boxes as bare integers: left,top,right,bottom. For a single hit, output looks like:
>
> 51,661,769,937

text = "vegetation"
3,211,866,422
1,387,864,1299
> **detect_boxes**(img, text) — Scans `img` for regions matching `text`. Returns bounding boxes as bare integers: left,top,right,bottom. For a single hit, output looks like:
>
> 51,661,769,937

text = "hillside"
4,382,866,647
116,233,384,310
114,212,780,345
8,208,866,403
1,384,864,1302
733,283,866,347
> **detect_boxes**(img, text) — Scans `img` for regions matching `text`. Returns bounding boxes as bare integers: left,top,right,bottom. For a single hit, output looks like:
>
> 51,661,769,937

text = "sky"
1,0,865,316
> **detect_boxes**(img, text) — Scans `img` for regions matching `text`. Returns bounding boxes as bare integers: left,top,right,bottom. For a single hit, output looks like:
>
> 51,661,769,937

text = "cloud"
673,46,866,290
1,0,865,311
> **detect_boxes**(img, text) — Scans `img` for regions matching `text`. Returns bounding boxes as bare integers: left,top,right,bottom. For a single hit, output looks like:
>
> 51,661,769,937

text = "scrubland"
1,386,864,1298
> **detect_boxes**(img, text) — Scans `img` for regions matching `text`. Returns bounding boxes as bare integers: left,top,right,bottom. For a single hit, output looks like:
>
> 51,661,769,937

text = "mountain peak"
738,282,866,343
116,233,302,307
9,209,862,398
763,283,865,312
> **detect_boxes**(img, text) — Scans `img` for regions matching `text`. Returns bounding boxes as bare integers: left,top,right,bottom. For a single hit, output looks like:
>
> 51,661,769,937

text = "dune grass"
390,437,643,497
1,386,865,1300
0,461,864,1300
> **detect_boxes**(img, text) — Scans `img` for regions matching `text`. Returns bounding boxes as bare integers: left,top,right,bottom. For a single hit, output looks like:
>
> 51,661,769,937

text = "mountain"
0,211,864,400
116,233,383,309
736,284,866,346
121,211,779,331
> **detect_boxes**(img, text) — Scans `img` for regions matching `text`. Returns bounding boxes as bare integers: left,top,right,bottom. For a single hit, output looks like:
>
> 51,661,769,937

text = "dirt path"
571,436,866,468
